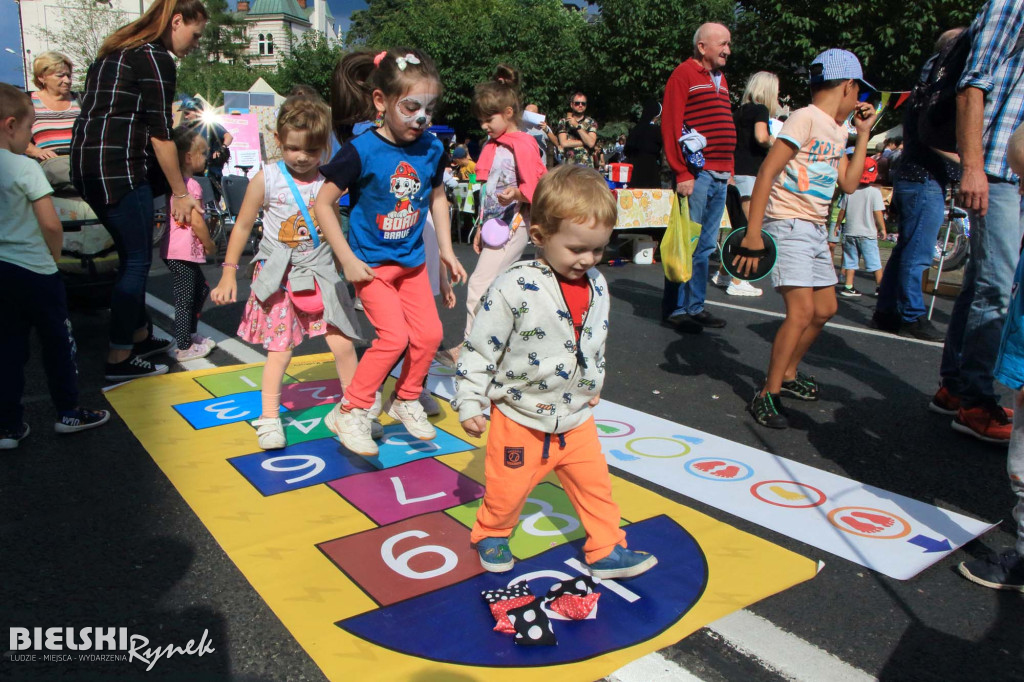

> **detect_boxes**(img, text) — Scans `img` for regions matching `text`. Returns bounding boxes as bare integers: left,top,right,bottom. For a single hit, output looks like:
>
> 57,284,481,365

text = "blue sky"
0,0,368,88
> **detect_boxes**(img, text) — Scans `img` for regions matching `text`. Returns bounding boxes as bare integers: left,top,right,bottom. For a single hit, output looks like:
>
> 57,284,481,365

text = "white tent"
248,77,286,106
868,124,902,152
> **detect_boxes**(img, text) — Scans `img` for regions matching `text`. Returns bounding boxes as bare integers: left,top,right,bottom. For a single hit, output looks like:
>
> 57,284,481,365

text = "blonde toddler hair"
532,164,617,236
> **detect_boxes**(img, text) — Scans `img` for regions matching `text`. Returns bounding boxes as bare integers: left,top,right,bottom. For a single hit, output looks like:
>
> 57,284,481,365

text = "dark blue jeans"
877,177,947,323
0,261,79,429
91,184,154,349
662,171,728,318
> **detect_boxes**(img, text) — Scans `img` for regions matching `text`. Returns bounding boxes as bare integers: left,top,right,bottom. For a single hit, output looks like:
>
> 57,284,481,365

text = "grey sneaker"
418,389,442,417
385,394,437,440
325,406,379,456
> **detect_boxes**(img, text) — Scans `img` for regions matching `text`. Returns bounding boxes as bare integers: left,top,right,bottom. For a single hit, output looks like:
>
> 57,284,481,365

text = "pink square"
328,458,485,525
281,380,343,411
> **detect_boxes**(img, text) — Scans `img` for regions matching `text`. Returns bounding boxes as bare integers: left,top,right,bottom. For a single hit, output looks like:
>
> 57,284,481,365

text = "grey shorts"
733,175,756,198
763,218,839,289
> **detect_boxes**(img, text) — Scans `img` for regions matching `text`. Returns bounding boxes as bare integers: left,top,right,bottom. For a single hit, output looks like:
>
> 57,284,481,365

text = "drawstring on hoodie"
542,432,566,461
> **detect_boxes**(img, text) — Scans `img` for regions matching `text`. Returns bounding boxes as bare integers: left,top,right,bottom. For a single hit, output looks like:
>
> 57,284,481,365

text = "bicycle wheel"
933,211,970,271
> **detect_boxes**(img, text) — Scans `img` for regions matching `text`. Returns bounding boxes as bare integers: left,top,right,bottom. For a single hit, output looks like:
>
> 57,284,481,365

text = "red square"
281,380,343,411
318,512,483,606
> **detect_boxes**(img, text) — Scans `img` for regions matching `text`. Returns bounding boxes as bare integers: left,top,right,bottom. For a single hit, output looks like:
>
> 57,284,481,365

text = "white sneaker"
253,417,286,450
418,390,442,417
191,333,216,350
325,406,379,456
175,343,212,361
726,280,763,297
385,394,436,440
712,270,731,287
367,390,383,420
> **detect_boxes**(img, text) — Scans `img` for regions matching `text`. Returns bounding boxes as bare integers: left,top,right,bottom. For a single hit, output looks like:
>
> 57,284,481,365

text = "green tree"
33,0,130,88
731,0,981,107
199,0,250,64
347,0,591,133
175,58,272,105
268,30,346,101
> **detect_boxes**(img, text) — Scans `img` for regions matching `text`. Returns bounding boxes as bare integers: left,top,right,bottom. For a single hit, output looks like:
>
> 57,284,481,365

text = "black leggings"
164,259,209,350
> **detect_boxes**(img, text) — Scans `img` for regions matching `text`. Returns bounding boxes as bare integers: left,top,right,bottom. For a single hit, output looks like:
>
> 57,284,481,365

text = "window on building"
258,33,265,55
267,33,274,55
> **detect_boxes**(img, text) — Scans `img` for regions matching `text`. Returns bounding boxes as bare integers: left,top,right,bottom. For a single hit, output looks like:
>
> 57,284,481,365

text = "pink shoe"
175,343,212,361
191,333,216,350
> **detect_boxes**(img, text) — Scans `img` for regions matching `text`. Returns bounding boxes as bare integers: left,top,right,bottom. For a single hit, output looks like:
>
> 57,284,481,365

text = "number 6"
381,530,458,580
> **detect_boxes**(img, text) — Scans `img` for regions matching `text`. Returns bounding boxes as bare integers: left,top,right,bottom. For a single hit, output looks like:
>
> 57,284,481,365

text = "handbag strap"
277,161,321,248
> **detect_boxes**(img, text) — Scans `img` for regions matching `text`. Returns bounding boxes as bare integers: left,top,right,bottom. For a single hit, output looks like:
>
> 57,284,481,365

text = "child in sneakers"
957,122,1024,592
453,164,657,580
734,49,877,429
836,157,886,298
313,48,467,457
211,94,364,451
438,64,548,366
160,126,218,361
0,83,109,449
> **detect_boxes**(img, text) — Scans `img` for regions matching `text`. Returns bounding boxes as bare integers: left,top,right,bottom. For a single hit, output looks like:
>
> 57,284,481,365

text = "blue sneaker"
0,423,30,450
477,537,514,573
958,550,1024,592
586,546,657,580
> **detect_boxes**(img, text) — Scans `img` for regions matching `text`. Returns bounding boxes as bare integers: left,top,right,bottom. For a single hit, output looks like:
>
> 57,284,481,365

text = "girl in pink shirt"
159,126,217,360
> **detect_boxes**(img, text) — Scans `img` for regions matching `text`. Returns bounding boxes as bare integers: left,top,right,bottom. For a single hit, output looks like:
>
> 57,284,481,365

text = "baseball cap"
452,147,468,159
860,157,878,184
809,49,875,93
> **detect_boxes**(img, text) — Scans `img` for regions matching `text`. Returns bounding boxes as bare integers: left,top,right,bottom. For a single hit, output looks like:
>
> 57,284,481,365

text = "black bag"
909,28,973,154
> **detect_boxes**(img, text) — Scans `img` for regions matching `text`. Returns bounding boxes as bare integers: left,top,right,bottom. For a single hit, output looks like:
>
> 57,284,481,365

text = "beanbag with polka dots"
506,601,557,646
481,584,535,634
544,575,600,620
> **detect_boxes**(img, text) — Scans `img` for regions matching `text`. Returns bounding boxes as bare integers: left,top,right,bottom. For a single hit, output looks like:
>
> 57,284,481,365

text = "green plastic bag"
661,195,702,283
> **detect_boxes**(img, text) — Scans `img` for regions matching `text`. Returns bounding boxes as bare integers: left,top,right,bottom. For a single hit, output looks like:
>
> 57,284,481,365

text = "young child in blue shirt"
0,84,109,449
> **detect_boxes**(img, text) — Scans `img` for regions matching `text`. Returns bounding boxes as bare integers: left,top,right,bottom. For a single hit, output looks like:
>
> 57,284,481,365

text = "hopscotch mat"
105,353,817,681
421,368,996,581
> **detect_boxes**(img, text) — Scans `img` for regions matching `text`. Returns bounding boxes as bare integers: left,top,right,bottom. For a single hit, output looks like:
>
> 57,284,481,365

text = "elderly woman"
26,52,80,161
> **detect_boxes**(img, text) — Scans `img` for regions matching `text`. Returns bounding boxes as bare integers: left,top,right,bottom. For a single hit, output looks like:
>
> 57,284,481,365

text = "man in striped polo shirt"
661,22,737,331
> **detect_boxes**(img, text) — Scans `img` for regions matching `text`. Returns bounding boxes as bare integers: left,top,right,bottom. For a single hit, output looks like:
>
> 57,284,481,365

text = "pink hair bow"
373,51,387,67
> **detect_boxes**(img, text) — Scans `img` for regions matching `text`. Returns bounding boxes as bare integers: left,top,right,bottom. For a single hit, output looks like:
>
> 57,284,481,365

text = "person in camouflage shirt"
556,92,599,167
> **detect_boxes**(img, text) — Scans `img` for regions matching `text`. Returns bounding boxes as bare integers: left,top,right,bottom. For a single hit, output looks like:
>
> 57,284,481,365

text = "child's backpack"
906,28,974,155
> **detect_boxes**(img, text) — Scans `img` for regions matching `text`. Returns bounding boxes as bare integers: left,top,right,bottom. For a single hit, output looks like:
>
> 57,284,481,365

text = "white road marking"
706,299,944,348
142,294,875,682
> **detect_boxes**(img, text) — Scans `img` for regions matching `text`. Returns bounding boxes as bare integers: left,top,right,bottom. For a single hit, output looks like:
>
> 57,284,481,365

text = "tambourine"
720,227,778,282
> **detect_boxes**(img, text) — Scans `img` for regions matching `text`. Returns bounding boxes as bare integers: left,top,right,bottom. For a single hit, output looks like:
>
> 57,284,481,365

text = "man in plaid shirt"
931,0,1024,443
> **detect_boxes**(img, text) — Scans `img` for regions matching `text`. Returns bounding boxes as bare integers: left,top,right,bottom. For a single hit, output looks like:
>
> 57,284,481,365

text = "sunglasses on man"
572,100,587,106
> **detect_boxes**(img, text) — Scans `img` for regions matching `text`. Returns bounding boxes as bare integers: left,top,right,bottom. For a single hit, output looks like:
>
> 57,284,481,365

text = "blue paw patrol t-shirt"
320,129,446,268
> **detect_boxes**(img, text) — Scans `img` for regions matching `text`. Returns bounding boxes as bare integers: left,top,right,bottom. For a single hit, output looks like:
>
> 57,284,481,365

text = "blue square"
229,438,377,496
367,424,477,469
173,391,290,430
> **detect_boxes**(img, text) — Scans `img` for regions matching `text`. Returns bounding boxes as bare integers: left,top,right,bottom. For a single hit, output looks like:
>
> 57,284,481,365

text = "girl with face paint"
313,48,468,458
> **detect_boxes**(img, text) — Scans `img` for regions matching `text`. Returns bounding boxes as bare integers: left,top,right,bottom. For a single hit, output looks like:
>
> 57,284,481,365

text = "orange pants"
471,407,627,564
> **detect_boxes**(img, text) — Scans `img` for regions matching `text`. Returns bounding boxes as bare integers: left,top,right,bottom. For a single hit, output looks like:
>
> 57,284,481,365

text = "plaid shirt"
70,42,175,206
958,0,1024,183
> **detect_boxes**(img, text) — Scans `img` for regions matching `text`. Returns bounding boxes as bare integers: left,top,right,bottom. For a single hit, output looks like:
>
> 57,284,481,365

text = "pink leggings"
345,263,443,409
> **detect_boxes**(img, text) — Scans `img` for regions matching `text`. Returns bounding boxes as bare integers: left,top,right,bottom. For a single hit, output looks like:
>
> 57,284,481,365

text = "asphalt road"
3,240,1023,681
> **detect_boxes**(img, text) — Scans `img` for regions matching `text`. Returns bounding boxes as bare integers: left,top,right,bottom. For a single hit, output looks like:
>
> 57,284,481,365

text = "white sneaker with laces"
726,280,763,297
385,395,436,440
418,390,442,417
325,406,379,456
175,343,212,361
253,417,286,450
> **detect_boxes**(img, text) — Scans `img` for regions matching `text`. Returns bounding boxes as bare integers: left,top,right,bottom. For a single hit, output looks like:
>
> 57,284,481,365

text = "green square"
249,402,336,446
197,367,297,397
446,482,624,559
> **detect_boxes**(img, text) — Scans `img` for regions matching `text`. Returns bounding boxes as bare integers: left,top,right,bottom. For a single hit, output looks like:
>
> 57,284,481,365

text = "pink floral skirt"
237,261,329,351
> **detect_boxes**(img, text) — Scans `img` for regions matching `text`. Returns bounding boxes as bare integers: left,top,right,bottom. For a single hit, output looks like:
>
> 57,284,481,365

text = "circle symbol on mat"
625,437,691,459
595,420,636,438
749,480,826,508
428,364,456,377
827,506,911,539
685,457,753,481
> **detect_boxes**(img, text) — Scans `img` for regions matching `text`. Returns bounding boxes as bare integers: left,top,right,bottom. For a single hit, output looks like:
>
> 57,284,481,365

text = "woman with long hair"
71,0,208,381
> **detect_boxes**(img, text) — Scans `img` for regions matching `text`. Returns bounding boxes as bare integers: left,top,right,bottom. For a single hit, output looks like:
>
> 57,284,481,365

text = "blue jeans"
1011,392,1024,554
90,184,155,349
0,262,79,430
940,178,1024,404
877,177,947,322
662,171,728,318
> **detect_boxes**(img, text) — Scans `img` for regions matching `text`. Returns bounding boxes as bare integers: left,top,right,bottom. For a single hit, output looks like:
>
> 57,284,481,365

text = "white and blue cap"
809,49,875,93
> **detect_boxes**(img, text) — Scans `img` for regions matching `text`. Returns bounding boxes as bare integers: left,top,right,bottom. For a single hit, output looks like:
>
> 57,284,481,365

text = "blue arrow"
908,534,952,553
609,449,639,462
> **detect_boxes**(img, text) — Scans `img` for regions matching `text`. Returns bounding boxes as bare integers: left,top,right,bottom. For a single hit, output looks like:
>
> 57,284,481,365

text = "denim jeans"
662,171,728,318
90,184,154,349
940,178,1024,404
0,262,79,430
1011,392,1024,555
877,177,947,322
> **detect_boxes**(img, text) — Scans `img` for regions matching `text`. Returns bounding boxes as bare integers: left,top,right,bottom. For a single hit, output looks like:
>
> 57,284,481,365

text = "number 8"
519,497,580,537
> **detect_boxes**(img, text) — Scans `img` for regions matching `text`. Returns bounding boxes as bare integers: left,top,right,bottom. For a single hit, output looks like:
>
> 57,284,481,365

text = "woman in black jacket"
623,99,664,188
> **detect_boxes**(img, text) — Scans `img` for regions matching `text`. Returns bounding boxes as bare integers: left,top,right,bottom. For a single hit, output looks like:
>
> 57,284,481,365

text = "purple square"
328,458,485,525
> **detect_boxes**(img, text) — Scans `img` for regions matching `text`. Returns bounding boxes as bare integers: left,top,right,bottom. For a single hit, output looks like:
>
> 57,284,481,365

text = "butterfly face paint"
394,91,439,132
